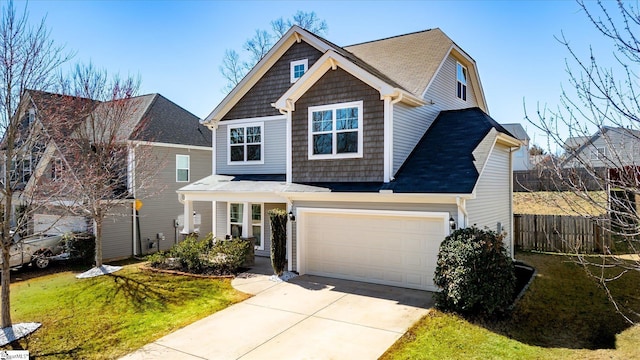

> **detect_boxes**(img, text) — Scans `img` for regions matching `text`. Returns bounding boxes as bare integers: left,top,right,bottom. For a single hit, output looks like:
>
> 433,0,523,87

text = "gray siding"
292,68,384,182
216,118,286,175
216,201,227,238
290,200,458,272
564,128,640,169
102,204,133,261
223,41,323,120
466,143,512,245
393,55,480,174
137,146,212,254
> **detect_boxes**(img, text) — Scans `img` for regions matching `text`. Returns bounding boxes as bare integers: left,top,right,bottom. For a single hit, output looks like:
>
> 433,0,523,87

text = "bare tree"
45,64,161,269
527,0,640,323
0,0,71,329
219,10,328,92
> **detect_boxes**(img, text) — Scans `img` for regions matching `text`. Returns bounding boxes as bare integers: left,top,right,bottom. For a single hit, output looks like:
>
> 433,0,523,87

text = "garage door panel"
303,211,445,291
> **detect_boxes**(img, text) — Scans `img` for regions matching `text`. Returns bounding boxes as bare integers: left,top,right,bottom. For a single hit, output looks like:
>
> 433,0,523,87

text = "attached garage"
296,208,449,291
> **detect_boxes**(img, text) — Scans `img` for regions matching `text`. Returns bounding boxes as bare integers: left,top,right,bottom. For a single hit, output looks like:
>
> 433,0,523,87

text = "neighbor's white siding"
466,143,513,250
393,55,481,174
216,118,286,175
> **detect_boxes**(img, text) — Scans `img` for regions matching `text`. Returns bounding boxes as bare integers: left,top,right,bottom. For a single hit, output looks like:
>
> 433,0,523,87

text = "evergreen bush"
433,226,516,317
269,208,287,275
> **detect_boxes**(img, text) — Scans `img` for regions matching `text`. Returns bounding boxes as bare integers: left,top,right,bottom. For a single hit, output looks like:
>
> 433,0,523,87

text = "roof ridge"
344,28,439,48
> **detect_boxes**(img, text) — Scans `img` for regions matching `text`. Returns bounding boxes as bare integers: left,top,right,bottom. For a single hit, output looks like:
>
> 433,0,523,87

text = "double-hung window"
176,154,190,182
308,101,363,159
591,147,607,160
228,203,263,249
228,123,263,164
290,59,308,83
51,158,65,180
229,203,243,239
456,62,467,101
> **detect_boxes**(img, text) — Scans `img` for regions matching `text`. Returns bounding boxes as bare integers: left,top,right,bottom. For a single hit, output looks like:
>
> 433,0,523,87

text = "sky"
23,0,619,150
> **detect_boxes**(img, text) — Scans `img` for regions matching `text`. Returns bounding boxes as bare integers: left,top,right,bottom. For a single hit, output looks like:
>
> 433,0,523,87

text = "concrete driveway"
121,261,433,359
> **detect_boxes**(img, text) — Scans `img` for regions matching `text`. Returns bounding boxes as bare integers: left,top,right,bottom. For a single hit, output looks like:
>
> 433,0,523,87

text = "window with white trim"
456,62,467,101
591,147,607,160
251,204,263,249
28,108,35,125
228,203,263,249
229,203,243,239
228,123,263,164
51,158,65,180
308,101,363,159
176,154,190,182
290,59,308,83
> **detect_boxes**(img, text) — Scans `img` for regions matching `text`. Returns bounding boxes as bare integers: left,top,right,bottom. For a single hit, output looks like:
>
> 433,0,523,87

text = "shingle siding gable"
222,41,323,121
292,67,384,182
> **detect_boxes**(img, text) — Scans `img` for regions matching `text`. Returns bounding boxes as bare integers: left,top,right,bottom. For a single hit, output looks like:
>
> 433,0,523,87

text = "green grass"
6,263,249,359
381,252,640,360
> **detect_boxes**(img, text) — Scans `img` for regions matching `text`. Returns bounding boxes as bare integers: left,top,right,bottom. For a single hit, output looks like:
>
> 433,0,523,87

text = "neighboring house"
178,26,519,291
3,90,212,261
501,123,531,171
562,127,640,169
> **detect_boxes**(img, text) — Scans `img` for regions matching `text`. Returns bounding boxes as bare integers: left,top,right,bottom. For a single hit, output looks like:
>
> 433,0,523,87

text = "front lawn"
381,252,640,359
6,262,249,359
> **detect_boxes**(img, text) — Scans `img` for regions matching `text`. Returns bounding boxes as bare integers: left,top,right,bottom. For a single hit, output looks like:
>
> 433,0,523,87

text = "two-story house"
178,26,519,291
5,90,213,261
562,126,640,169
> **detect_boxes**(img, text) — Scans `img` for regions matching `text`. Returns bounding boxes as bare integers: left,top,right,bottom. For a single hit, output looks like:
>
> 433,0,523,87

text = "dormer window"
28,108,36,125
456,62,467,101
290,59,308,83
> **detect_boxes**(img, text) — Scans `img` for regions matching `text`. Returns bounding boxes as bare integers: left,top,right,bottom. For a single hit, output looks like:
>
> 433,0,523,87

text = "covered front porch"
177,174,328,259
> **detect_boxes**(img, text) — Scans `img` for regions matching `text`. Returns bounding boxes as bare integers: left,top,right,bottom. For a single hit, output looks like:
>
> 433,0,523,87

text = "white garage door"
299,209,448,291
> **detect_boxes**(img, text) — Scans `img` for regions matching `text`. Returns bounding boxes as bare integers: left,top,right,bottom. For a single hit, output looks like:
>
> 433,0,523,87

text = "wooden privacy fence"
514,214,611,254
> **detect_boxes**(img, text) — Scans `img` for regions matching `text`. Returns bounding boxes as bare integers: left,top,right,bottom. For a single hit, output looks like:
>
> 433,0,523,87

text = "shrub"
63,232,96,265
433,226,516,317
269,208,287,275
148,232,251,274
211,237,251,272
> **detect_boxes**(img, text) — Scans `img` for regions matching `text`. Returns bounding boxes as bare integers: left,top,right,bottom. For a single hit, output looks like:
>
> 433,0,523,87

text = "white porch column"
182,200,194,234
241,202,250,238
212,201,217,237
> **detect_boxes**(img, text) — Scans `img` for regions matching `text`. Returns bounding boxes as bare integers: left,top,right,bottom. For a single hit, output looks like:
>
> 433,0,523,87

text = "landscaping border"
139,265,235,279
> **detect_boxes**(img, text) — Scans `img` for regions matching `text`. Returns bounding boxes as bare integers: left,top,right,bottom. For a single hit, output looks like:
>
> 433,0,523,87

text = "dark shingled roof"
133,94,211,147
386,107,512,194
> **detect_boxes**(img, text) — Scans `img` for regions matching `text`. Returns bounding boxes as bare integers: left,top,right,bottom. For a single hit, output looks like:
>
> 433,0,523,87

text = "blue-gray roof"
387,107,512,193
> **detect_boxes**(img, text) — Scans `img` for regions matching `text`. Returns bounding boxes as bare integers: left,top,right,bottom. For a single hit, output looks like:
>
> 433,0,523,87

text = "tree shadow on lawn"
473,253,639,350
101,270,201,312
